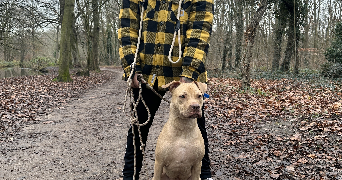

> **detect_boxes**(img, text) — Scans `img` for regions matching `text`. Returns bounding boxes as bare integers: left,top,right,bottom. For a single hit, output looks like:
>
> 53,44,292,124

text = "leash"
123,75,169,180
122,0,183,179
127,0,183,83
137,75,170,103
168,0,184,64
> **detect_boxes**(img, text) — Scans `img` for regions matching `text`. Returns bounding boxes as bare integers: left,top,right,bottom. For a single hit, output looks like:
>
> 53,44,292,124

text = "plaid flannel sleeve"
119,0,142,80
181,0,214,81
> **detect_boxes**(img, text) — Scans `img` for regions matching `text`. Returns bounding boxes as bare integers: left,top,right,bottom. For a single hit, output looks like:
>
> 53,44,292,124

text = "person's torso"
138,0,193,85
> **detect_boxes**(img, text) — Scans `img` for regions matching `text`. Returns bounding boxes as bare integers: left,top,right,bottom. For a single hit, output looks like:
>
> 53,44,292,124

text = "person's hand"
131,73,140,88
179,76,193,83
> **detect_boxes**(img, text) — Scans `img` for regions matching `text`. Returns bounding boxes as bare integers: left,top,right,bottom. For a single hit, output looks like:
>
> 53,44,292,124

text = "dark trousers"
122,82,211,179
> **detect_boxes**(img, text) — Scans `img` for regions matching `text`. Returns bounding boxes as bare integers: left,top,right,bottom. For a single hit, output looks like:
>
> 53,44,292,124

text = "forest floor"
0,67,342,179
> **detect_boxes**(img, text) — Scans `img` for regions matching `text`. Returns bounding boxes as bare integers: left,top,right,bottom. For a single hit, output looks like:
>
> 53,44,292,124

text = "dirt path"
0,68,170,179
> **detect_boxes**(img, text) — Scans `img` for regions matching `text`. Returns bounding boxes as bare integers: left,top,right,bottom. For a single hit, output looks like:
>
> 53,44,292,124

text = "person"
118,0,214,179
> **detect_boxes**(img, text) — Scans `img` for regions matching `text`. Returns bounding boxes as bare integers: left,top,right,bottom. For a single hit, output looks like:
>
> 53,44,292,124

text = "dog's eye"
179,95,186,98
198,94,202,98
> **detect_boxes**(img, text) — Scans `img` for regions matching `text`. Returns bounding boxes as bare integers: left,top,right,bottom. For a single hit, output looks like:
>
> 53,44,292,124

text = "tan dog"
152,81,207,180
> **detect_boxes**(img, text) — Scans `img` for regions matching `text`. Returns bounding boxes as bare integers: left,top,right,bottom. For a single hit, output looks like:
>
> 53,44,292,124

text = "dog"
152,81,207,180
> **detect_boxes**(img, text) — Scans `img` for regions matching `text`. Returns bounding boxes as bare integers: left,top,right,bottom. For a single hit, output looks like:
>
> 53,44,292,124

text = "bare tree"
234,0,244,69
57,0,74,82
241,0,268,88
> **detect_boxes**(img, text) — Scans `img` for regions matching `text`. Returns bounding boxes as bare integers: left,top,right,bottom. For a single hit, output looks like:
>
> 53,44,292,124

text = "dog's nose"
191,104,200,110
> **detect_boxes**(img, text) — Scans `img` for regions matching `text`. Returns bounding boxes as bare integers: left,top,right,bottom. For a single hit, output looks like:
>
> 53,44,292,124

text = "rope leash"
137,75,170,103
129,81,151,179
123,76,169,180
123,0,183,179
168,0,184,64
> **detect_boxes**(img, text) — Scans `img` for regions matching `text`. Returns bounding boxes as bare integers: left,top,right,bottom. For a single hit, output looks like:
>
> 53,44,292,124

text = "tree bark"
57,0,74,82
56,0,64,62
272,18,286,72
280,1,300,73
106,22,113,65
222,1,233,72
19,32,26,67
293,1,301,75
241,0,268,89
91,0,100,71
234,0,244,69
221,34,230,73
112,20,119,65
302,0,309,68
71,10,79,67
281,19,294,72
313,0,317,48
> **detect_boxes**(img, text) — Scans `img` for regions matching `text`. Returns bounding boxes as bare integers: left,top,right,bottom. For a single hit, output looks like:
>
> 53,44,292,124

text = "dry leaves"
0,70,113,140
206,77,342,179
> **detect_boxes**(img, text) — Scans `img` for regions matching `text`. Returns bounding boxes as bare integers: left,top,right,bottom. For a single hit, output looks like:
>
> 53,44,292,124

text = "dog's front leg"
189,162,202,180
152,160,163,180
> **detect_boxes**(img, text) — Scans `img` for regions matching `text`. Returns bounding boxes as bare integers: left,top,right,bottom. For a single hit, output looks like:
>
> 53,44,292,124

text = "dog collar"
204,93,210,99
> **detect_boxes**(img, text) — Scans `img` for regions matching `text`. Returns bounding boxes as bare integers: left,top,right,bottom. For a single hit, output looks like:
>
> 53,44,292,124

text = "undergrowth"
208,68,342,91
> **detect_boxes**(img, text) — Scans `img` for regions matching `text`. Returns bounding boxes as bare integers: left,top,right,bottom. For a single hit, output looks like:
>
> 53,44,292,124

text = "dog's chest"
162,136,204,165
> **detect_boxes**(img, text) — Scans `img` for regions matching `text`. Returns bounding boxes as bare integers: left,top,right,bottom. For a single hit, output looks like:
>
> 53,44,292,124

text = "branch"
244,0,268,43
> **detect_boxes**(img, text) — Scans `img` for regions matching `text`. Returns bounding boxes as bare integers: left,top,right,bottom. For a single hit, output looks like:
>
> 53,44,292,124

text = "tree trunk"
280,1,300,73
234,0,244,69
293,1,299,75
56,0,64,62
84,0,93,71
56,25,60,61
227,1,233,71
19,33,26,67
90,0,100,71
241,0,268,89
302,0,309,68
221,34,230,73
112,20,119,65
326,0,333,47
60,0,65,23
3,30,10,62
281,17,294,72
313,0,317,48
71,10,79,67
57,0,74,82
272,18,286,71
106,22,113,65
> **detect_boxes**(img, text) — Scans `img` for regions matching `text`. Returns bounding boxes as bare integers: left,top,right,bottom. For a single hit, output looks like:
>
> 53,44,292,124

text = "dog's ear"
195,82,207,94
162,81,181,92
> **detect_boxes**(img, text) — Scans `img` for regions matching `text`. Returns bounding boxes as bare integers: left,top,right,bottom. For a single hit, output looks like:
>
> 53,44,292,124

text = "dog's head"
162,81,207,119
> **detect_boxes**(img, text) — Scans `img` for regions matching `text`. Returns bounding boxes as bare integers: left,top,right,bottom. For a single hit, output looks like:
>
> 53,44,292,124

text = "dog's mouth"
186,111,202,118
188,114,202,118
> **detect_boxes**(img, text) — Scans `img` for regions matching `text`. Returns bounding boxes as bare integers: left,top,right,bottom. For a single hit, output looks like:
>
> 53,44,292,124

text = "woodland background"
1,0,341,79
1,1,342,179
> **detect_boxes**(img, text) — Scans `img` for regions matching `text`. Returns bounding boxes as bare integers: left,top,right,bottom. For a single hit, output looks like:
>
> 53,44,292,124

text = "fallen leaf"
333,102,341,110
297,158,308,164
43,121,54,124
307,154,316,159
273,150,282,157
270,173,281,179
286,165,295,172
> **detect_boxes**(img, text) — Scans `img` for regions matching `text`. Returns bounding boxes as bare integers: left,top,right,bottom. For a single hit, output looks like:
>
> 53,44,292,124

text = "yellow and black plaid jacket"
119,0,214,88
